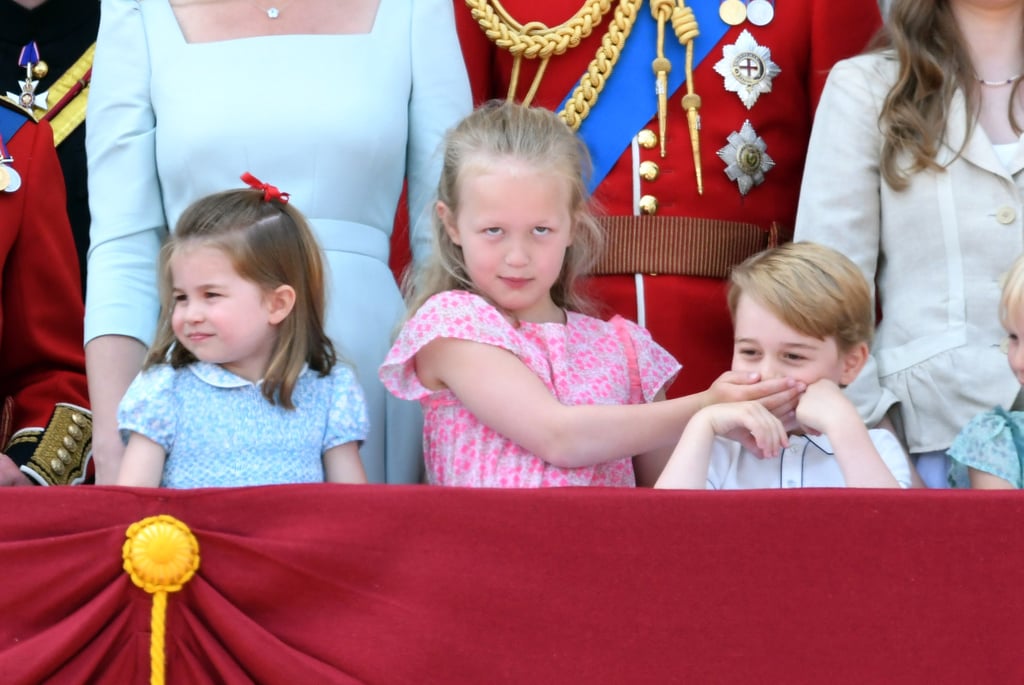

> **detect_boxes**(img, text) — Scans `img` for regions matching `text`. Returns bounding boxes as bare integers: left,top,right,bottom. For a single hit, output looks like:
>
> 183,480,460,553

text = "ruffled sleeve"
947,409,1023,488
324,365,371,450
617,317,682,400
380,291,521,400
117,365,177,452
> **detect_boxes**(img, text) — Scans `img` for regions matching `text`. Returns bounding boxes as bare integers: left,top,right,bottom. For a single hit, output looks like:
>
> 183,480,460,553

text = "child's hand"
794,379,860,436
699,401,789,459
704,371,805,419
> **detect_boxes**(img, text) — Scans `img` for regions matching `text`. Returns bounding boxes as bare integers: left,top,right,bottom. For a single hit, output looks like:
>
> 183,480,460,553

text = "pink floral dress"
379,290,680,487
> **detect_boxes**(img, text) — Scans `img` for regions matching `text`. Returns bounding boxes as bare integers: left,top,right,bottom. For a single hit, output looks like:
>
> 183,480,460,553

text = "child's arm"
417,338,797,469
655,402,790,489
323,443,368,484
116,433,166,487
796,379,901,488
633,372,803,486
969,468,1015,489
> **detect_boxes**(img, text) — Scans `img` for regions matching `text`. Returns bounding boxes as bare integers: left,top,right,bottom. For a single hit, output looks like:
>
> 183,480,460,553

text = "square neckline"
164,0,385,46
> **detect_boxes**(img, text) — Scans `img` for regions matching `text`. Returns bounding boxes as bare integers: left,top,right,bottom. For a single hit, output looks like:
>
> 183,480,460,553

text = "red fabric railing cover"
0,485,1021,684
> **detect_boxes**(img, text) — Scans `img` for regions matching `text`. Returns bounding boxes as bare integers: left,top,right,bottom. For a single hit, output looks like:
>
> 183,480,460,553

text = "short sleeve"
379,291,521,400
618,317,682,400
324,365,371,450
947,410,1023,488
117,365,177,451
869,429,913,489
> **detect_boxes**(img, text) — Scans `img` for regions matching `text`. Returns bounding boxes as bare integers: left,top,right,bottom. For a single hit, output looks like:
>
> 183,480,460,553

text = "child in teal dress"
948,252,1024,489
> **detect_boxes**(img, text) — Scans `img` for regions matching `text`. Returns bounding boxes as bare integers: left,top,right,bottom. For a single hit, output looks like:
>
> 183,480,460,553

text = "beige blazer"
795,52,1024,453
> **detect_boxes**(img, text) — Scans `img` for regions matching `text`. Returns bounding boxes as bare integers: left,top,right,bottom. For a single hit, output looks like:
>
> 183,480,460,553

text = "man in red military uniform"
0,97,91,485
455,0,882,397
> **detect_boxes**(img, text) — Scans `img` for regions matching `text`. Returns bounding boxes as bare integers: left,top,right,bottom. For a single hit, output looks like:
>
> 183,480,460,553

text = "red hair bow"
240,171,290,204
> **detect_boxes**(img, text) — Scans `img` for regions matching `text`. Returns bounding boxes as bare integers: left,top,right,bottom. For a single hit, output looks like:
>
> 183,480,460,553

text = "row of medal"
720,0,775,27
711,21,780,196
0,41,48,194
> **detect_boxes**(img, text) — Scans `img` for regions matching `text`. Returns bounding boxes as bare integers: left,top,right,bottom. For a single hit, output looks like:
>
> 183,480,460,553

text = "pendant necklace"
249,0,291,19
977,74,1022,87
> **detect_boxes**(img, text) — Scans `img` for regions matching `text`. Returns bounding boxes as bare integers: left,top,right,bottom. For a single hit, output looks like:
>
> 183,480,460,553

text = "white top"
705,430,913,489
993,141,1021,169
85,0,472,482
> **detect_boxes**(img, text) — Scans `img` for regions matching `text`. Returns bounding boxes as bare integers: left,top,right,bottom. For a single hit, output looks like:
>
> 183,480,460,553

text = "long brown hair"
874,0,1023,189
405,100,604,319
146,188,336,408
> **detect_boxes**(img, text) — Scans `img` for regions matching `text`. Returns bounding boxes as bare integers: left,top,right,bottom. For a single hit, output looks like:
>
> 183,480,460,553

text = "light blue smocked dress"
118,362,370,488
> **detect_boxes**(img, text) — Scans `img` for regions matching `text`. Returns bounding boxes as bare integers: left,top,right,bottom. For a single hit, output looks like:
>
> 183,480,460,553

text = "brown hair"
405,100,603,319
872,0,1023,189
727,241,874,352
146,188,336,408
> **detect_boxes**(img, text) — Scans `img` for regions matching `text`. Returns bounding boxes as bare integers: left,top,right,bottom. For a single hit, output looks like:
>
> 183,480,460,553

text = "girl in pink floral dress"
380,102,804,487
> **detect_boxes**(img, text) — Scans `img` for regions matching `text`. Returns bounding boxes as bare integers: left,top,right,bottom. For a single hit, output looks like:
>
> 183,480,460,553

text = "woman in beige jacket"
795,0,1024,487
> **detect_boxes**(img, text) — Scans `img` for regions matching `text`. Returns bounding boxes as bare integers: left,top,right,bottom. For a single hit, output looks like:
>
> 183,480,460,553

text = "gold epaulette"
43,43,95,147
10,403,93,485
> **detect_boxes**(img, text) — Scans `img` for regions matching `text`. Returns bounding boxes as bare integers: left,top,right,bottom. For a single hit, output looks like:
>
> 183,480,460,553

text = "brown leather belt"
591,216,790,279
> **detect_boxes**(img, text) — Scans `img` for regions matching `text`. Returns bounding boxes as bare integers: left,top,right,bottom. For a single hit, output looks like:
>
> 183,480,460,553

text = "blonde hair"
406,100,603,318
872,0,1023,190
146,188,336,409
727,241,874,352
1000,253,1024,330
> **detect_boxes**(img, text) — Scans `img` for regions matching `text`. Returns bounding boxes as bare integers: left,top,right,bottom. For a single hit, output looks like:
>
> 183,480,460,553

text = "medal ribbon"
0,132,11,162
18,41,40,68
560,4,729,192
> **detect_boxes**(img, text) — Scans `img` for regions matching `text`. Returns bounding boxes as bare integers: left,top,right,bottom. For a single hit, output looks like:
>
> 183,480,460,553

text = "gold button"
63,435,76,450
50,458,65,475
637,130,658,149
67,424,83,440
639,194,659,215
996,206,1017,224
57,447,72,465
71,412,88,427
638,160,660,182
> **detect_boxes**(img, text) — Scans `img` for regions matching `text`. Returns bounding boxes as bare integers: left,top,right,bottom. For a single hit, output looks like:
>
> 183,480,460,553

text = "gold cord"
468,0,645,129
558,0,644,131
650,0,674,157
672,2,702,194
467,0,700,188
466,0,614,107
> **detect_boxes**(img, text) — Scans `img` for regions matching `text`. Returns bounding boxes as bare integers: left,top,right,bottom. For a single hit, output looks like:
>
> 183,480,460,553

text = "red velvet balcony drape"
1,485,1022,684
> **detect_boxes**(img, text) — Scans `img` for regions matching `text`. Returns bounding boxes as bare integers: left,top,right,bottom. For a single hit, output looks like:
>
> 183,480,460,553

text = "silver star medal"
714,29,780,110
717,120,774,196
5,79,48,114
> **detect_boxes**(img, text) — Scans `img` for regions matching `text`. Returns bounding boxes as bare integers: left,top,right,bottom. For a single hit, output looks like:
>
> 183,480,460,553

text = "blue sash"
0,103,30,147
560,5,729,192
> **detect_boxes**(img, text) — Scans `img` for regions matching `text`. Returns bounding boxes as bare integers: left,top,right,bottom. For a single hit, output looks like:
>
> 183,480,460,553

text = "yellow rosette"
123,515,200,685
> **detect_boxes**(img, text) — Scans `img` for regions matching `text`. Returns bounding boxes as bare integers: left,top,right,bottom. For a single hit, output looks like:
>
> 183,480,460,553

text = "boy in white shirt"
656,242,912,489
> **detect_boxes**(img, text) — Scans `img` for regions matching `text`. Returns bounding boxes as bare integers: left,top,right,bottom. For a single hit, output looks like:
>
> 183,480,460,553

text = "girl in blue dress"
116,174,369,488
948,252,1024,489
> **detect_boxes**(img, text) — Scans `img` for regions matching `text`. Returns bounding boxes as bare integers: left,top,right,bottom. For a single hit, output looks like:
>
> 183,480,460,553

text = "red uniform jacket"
456,1,882,396
0,100,90,484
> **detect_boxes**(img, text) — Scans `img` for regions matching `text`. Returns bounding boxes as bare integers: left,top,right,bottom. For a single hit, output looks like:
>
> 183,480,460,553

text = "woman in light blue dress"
84,0,471,484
